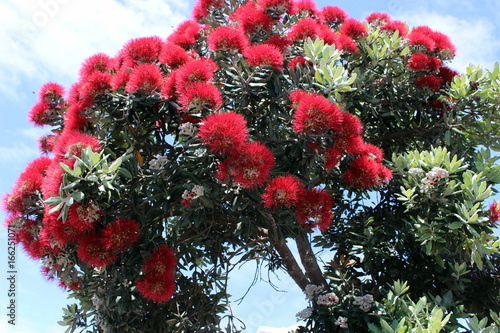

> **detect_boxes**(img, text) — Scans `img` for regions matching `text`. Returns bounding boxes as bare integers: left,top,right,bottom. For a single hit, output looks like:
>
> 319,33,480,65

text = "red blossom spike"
66,202,102,234
192,0,226,21
340,18,368,39
125,63,164,94
415,74,442,92
136,244,177,303
292,92,344,134
167,20,203,49
217,141,275,188
342,155,392,189
262,175,305,209
103,218,141,254
207,26,249,52
408,52,441,71
79,53,112,79
77,233,117,268
321,6,348,25
197,111,249,155
63,105,89,131
380,20,409,37
122,36,164,64
176,58,218,90
288,17,321,41
159,42,193,69
179,82,223,113
365,12,391,25
230,1,274,35
243,44,284,70
291,0,320,18
295,188,334,231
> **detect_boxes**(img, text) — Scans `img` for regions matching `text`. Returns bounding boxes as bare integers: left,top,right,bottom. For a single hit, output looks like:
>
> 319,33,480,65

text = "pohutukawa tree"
4,0,500,332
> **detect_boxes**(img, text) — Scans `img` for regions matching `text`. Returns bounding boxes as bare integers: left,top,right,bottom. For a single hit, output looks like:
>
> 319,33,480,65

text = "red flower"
79,72,113,104
408,29,436,52
161,70,178,100
136,244,177,303
230,1,274,35
125,63,163,94
167,20,203,49
176,58,218,90
63,105,89,131
159,43,192,69
66,202,102,233
28,101,52,126
77,233,117,268
122,36,164,64
208,26,249,52
489,202,500,226
287,55,311,69
179,82,223,113
103,218,141,253
431,31,456,57
380,20,408,37
263,34,292,53
197,111,249,155
243,44,284,70
217,142,275,188
437,66,459,84
110,69,131,91
38,133,57,154
41,161,66,199
325,147,344,170
342,156,392,189
135,275,176,303
336,34,358,53
321,6,348,25
262,175,305,209
365,12,391,25
192,0,225,21
415,74,441,92
288,17,321,41
295,188,334,231
291,0,320,18
79,53,112,79
38,82,65,109
52,129,101,161
408,52,441,71
292,92,344,134
339,112,364,138
2,156,51,214
340,18,368,39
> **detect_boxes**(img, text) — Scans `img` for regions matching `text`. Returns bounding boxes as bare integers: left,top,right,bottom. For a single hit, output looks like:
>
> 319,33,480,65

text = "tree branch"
295,234,328,289
261,214,310,291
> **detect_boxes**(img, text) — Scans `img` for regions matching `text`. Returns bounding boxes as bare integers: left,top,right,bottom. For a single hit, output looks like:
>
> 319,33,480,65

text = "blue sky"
0,1,499,332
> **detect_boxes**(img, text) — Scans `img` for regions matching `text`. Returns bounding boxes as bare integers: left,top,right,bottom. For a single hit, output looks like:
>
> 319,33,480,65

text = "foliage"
3,0,500,332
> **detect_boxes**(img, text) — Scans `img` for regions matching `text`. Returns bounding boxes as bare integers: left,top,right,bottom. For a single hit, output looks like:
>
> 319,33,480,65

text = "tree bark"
295,234,328,289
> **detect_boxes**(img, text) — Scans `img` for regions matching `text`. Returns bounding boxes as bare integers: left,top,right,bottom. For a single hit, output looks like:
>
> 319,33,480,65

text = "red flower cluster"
291,91,344,134
262,175,304,209
408,52,441,72
135,244,177,303
28,82,66,126
76,217,141,268
295,188,334,231
489,202,500,226
290,89,392,189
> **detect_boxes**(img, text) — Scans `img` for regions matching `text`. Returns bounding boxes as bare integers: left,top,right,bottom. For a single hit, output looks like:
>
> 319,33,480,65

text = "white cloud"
397,10,500,71
0,0,191,99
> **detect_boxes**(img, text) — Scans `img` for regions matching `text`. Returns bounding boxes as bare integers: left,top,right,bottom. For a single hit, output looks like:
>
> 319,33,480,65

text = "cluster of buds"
181,185,205,207
353,294,374,312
